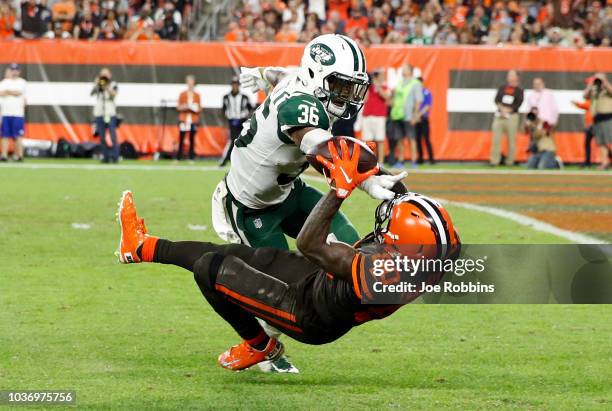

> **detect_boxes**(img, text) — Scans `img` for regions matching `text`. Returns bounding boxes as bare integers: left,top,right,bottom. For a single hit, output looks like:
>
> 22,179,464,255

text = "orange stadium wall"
1,41,611,162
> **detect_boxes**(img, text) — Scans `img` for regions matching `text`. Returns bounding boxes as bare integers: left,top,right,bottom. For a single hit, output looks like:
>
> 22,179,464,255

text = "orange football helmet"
374,193,460,258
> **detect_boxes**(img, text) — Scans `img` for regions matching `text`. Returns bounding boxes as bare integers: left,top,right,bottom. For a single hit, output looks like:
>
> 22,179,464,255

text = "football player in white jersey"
211,34,406,373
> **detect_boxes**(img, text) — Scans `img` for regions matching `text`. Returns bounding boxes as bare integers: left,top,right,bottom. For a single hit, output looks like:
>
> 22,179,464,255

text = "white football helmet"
298,34,370,120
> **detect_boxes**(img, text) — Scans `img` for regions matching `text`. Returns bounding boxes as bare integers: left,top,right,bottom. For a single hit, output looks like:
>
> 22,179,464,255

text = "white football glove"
239,67,268,93
263,67,293,87
359,171,408,200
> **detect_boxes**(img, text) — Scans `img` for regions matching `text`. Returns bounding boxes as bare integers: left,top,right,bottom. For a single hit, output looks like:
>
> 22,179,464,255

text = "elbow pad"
300,128,332,154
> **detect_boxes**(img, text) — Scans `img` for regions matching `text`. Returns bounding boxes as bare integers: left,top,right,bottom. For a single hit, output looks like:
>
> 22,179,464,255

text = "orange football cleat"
117,190,148,263
218,338,284,371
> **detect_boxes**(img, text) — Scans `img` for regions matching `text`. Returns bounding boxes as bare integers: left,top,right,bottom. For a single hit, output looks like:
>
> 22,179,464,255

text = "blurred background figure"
490,70,523,166
572,94,594,168
524,107,558,170
415,72,435,165
527,77,559,130
585,73,612,170
219,76,252,167
0,63,27,162
176,74,202,163
0,1,16,40
91,67,119,164
361,69,390,163
388,64,422,168
19,0,51,39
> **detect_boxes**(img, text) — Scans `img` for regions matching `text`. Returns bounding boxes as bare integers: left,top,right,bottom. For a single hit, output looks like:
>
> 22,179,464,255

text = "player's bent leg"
223,188,301,372
117,190,256,268
192,253,286,371
224,188,290,249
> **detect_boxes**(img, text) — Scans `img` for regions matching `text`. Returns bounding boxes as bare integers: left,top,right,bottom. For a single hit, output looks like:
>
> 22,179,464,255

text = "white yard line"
3,162,608,244
437,199,608,244
407,168,612,177
301,175,609,245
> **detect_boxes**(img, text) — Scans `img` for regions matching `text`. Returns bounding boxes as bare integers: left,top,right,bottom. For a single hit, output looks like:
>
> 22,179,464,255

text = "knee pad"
193,252,225,291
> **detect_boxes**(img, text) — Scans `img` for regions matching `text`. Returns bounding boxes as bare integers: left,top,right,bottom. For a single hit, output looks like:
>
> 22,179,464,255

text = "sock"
246,330,270,351
140,239,222,272
136,236,159,262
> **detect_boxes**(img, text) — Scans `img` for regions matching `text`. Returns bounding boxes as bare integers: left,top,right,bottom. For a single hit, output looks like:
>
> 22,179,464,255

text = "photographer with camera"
584,73,612,170
524,107,558,170
91,67,119,163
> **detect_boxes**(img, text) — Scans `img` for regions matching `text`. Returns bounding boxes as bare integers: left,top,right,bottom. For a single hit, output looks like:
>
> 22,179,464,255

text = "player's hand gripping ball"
306,136,378,175
310,137,379,198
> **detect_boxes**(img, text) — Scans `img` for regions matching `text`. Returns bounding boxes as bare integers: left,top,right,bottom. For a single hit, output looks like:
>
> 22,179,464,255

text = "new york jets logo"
310,43,336,66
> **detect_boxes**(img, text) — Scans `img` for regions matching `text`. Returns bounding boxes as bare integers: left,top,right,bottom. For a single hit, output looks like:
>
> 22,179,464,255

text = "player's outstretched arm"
296,190,356,282
297,140,378,281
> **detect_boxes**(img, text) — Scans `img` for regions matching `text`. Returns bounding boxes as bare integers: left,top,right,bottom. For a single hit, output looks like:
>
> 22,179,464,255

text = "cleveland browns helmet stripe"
374,193,460,259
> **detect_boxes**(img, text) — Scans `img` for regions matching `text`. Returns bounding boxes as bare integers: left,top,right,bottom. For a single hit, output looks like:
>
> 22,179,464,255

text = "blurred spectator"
298,12,320,42
526,78,559,128
491,70,523,166
20,0,51,39
154,1,181,28
282,0,304,33
538,26,571,46
361,70,390,163
0,0,610,45
572,97,594,167
219,1,611,47
327,0,349,21
91,67,119,163
51,0,76,32
0,2,16,40
585,73,612,170
345,5,367,37
219,76,251,166
307,0,325,21
99,10,121,40
327,10,345,34
157,8,180,40
407,22,432,45
415,73,434,165
73,6,101,40
421,9,439,42
0,64,27,162
176,74,201,162
45,19,71,38
388,64,422,168
224,21,248,41
274,21,297,42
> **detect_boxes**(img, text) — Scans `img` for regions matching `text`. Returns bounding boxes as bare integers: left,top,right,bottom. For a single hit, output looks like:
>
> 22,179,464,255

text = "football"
306,136,379,175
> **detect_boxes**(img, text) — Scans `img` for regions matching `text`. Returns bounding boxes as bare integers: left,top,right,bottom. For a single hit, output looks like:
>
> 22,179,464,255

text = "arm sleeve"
513,88,524,111
222,95,228,117
414,83,423,103
494,86,503,105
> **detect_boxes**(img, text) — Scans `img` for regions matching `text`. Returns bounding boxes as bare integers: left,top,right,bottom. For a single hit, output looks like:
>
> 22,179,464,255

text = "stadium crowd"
224,0,612,47
0,0,191,40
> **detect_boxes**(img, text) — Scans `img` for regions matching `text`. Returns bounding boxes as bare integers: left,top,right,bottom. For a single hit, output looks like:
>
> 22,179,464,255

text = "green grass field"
1,160,610,410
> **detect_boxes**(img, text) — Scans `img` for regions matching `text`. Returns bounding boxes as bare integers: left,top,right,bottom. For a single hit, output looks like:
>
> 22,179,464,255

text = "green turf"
1,161,609,410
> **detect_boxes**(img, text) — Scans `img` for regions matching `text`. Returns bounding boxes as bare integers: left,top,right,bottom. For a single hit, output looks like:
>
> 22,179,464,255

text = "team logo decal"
310,43,336,66
254,218,263,229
